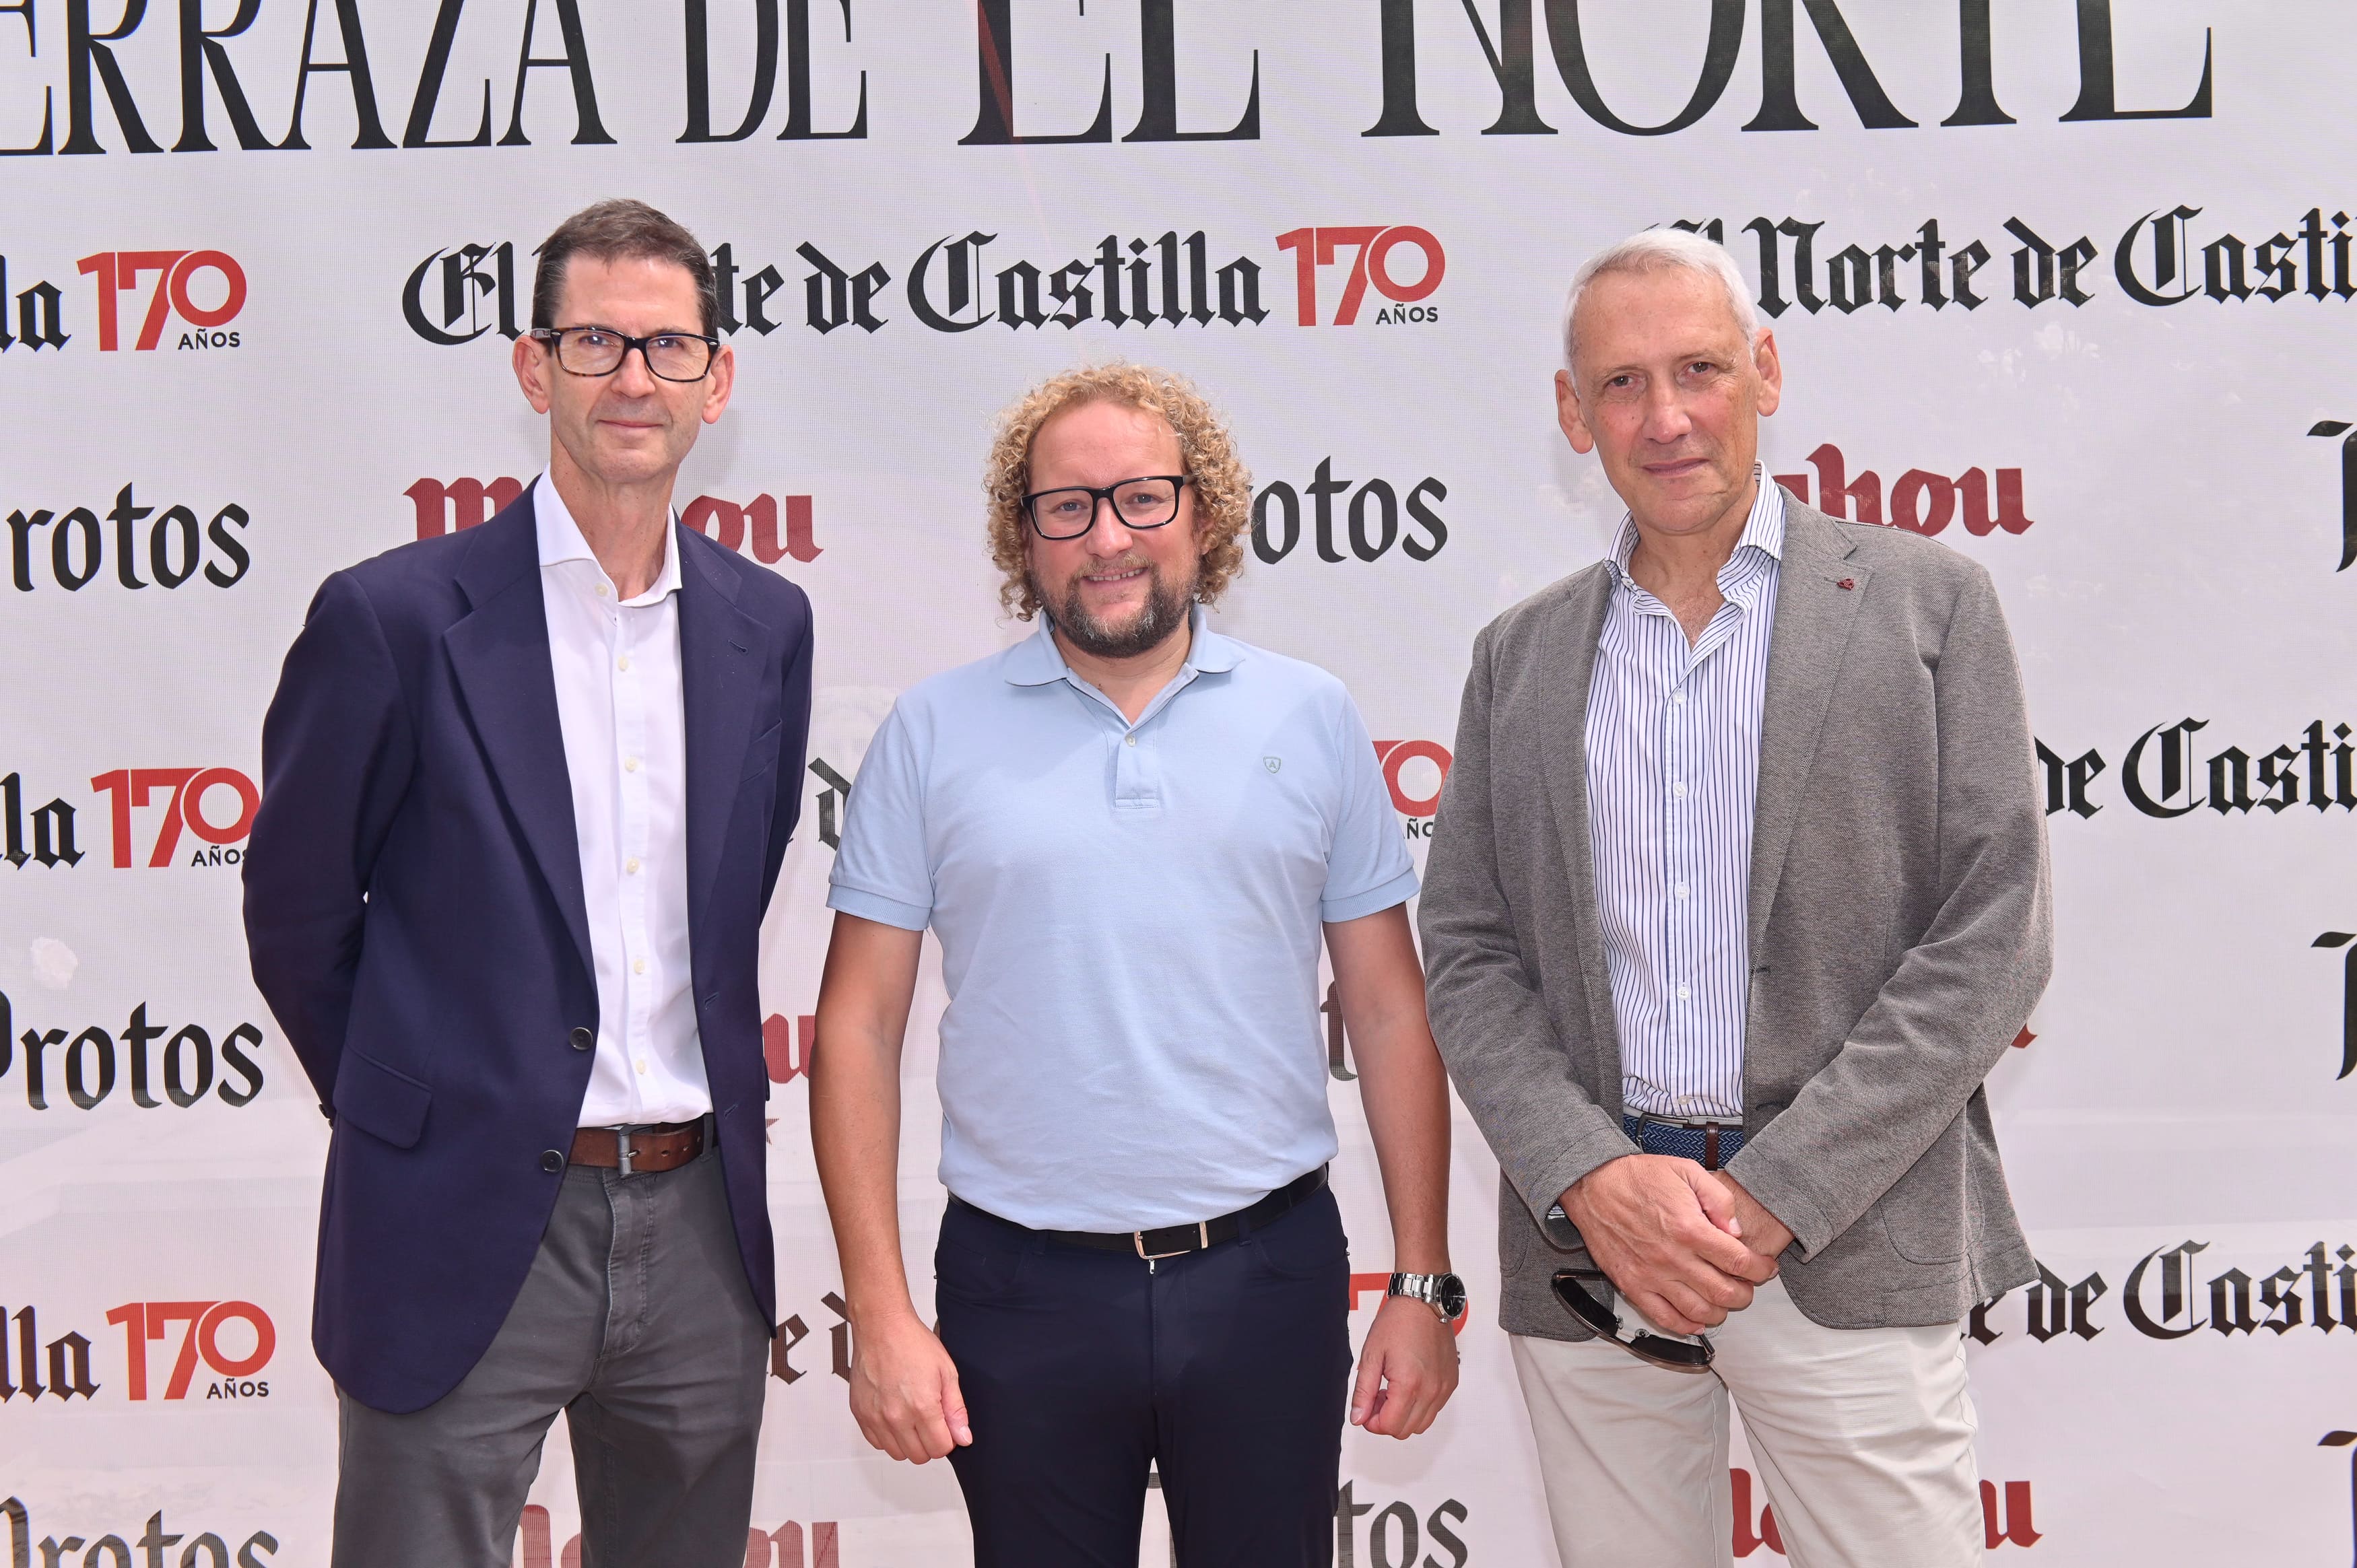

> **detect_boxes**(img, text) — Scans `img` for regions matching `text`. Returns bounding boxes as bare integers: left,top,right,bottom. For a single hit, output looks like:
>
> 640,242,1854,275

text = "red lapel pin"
1836,578,1855,590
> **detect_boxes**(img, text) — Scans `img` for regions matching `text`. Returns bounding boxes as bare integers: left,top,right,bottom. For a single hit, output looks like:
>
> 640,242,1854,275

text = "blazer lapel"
675,526,764,939
1746,499,1871,955
443,495,595,986
1537,568,1626,1105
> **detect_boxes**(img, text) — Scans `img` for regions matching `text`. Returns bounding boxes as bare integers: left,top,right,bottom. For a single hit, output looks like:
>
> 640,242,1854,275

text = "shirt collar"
1608,464,1786,583
1003,601,1242,687
533,471,681,605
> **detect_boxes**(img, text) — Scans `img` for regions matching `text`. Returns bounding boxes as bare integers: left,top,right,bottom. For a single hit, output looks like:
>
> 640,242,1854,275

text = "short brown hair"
532,199,719,337
983,365,1252,621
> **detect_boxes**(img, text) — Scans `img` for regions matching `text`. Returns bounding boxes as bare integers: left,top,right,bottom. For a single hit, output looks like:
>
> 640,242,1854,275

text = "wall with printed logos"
3,3,2355,1563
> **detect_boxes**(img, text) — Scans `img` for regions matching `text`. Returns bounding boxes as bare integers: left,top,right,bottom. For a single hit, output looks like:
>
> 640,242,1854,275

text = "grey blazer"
1419,492,2051,1338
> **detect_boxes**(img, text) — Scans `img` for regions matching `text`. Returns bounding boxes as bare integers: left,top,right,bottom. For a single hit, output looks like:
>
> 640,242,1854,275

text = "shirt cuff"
1320,867,1420,925
825,884,931,931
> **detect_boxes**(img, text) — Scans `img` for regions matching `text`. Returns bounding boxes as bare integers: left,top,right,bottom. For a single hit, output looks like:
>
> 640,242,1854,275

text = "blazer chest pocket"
333,1050,433,1150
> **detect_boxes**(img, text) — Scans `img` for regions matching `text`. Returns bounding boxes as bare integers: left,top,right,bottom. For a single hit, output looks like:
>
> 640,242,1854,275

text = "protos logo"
1333,1481,1469,1568
77,251,246,351
7,485,253,593
1276,227,1446,326
0,1500,278,1568
0,992,268,1111
1372,740,1451,836
1253,463,1448,566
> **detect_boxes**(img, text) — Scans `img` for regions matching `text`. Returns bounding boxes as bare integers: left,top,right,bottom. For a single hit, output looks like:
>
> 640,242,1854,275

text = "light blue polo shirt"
826,606,1418,1231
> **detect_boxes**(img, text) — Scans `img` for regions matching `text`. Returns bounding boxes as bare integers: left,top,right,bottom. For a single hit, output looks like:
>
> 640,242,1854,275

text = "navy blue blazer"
242,489,812,1414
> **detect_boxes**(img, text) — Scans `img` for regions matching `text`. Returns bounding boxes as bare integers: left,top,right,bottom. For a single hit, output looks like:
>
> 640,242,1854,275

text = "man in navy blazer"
243,200,812,1567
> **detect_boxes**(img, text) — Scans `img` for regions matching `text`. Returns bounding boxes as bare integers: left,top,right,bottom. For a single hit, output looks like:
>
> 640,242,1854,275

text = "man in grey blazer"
1420,228,2051,1567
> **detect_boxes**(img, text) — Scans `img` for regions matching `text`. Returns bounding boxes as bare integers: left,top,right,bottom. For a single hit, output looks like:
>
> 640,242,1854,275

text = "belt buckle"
1134,1221,1210,1261
615,1129,634,1178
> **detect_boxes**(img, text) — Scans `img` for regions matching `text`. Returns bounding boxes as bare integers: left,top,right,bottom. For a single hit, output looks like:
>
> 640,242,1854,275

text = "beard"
1035,555,1197,660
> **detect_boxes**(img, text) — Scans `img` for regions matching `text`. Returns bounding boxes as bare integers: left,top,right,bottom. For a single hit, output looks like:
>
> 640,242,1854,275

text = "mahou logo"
1731,1469,2040,1554
1773,444,2034,537
519,1505,836,1568
77,250,245,351
405,477,821,566
1275,226,1446,325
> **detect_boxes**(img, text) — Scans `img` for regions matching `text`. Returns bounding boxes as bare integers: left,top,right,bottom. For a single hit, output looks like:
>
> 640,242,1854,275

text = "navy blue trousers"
936,1186,1353,1567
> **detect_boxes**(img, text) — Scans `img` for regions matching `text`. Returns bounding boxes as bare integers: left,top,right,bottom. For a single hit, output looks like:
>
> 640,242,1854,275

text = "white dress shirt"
534,473,710,1128
1585,473,1784,1120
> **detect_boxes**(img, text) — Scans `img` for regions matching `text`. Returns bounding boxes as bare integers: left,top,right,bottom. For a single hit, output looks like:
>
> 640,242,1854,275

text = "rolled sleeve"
1319,687,1418,922
824,703,937,930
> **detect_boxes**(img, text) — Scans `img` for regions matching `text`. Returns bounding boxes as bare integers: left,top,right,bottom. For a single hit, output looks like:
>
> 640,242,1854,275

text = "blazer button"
569,1026,594,1051
540,1149,566,1173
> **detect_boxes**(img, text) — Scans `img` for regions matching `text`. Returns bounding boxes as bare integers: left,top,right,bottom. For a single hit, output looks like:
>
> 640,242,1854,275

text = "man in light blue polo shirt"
810,365,1463,1566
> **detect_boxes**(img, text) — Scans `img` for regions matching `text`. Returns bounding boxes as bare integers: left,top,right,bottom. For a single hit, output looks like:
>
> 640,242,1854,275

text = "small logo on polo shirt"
1263,756,1282,774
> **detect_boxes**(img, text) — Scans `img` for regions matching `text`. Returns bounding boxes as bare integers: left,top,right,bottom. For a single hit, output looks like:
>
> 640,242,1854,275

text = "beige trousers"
1510,1276,1983,1568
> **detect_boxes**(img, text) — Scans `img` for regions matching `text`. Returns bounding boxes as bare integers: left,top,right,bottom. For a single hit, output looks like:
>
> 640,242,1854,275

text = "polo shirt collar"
1003,601,1241,687
533,471,682,605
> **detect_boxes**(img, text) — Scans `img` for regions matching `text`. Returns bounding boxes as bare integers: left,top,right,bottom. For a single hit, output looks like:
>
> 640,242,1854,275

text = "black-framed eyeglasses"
1021,475,1189,540
1552,1262,1715,1371
530,325,719,383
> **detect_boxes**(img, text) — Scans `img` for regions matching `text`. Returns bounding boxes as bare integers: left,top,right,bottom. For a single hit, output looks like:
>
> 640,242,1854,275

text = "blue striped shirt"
1586,476,1785,1120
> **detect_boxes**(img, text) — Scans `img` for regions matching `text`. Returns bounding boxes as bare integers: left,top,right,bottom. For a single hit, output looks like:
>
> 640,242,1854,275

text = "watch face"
1438,1274,1467,1317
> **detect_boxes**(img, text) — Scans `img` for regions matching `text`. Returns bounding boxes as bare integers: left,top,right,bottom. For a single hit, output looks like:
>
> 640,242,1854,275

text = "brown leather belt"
569,1118,705,1176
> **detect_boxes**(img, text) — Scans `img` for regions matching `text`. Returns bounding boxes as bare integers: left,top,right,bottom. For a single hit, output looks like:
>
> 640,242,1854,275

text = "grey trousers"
331,1135,770,1568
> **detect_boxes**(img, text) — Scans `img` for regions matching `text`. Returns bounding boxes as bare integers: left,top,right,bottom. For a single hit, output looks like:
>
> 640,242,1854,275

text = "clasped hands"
1559,1155,1795,1338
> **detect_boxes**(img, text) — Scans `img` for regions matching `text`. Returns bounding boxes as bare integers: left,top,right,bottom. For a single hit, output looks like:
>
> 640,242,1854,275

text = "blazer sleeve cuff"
1721,1144,1838,1260
1513,1107,1641,1246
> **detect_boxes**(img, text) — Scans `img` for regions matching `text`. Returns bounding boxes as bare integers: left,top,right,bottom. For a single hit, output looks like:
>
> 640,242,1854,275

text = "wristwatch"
1388,1271,1468,1324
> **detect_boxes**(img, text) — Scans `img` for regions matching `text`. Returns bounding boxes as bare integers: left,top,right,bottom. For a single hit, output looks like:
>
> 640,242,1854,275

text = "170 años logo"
1,1298,277,1403
0,251,246,354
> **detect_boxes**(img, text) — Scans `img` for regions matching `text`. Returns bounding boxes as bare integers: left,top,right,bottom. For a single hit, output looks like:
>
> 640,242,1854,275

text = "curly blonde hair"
983,364,1252,620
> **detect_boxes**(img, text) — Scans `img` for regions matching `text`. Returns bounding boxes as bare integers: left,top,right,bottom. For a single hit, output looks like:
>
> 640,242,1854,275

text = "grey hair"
1560,228,1760,373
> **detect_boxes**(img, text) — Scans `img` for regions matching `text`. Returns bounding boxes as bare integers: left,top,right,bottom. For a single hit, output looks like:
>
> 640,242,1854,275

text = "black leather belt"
951,1166,1328,1260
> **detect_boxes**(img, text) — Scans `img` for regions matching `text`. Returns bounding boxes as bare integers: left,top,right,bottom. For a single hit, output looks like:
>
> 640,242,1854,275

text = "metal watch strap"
1389,1271,1465,1322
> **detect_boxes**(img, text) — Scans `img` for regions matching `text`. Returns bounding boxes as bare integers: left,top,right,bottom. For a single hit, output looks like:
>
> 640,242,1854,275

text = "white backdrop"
4,2,2355,1563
